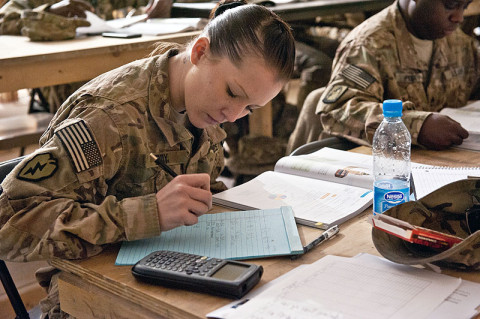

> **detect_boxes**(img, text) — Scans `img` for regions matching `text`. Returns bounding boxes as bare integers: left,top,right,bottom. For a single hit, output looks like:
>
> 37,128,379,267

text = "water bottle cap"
383,100,403,117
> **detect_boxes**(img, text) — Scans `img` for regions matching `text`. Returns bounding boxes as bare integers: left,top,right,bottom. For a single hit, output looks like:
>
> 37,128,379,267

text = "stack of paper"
208,254,480,319
76,11,206,36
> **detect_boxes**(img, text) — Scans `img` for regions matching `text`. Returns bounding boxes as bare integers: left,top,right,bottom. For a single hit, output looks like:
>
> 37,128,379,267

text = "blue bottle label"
373,182,409,215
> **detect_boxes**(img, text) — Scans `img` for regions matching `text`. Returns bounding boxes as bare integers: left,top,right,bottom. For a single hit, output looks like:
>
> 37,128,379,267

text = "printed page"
412,166,480,199
227,254,461,319
115,207,302,265
426,280,480,319
213,171,373,228
355,253,480,319
274,147,373,189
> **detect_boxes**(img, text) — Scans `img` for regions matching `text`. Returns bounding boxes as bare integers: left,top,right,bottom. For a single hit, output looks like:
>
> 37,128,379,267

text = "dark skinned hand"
47,0,94,19
417,113,469,150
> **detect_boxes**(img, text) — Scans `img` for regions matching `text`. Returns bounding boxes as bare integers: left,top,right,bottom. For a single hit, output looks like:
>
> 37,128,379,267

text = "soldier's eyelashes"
227,87,237,98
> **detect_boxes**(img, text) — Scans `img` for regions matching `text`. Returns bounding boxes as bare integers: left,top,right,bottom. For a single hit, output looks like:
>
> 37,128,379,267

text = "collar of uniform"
147,50,226,147
393,3,425,70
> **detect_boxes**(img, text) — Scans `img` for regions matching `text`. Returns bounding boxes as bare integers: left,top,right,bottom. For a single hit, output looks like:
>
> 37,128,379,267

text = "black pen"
291,225,339,260
149,153,178,178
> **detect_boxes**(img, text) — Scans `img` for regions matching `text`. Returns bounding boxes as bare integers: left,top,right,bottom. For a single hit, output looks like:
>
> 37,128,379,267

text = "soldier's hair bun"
213,1,246,18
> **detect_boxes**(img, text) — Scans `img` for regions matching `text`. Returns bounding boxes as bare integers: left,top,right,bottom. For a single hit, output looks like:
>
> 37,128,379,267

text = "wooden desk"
0,32,199,93
50,146,480,319
172,0,393,22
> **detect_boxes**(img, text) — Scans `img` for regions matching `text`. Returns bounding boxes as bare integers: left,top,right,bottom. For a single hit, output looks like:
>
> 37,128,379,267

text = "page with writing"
412,166,480,199
115,207,303,265
274,147,373,189
226,254,461,319
213,171,373,230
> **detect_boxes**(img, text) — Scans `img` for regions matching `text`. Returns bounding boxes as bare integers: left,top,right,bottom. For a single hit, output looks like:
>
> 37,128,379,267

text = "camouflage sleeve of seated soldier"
0,100,162,262
316,5,480,147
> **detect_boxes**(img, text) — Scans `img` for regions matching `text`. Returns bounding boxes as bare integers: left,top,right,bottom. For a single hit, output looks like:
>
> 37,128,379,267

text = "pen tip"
149,153,157,160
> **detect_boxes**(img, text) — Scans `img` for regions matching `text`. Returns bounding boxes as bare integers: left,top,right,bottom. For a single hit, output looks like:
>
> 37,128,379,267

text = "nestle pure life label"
373,179,409,215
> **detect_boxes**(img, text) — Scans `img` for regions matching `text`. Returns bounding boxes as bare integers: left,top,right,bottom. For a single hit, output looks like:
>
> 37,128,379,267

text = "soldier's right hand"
47,0,94,19
155,173,212,231
418,113,469,150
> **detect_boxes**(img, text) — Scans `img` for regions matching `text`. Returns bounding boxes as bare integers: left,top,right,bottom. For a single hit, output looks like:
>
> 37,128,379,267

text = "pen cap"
372,179,480,270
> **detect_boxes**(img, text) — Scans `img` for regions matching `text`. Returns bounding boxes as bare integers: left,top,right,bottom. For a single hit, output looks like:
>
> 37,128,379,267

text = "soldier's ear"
190,37,210,65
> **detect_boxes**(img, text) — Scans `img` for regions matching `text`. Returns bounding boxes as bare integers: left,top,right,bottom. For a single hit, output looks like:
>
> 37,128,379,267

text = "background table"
51,146,480,319
0,32,199,94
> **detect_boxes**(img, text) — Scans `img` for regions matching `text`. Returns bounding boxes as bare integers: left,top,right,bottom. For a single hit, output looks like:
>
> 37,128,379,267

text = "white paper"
412,166,480,199
440,102,480,151
226,254,461,319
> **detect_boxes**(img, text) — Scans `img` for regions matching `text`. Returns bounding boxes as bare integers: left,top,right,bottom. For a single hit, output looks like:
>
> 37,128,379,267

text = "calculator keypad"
141,251,223,276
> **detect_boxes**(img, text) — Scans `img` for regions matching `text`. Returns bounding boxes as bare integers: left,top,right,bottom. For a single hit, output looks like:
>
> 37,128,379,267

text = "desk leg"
248,101,272,137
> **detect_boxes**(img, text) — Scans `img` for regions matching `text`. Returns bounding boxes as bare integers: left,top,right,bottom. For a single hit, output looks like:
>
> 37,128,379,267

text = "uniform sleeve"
0,107,161,262
316,39,431,146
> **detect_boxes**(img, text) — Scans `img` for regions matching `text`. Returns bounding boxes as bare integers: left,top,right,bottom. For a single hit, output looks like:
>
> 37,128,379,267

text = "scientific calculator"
131,250,263,299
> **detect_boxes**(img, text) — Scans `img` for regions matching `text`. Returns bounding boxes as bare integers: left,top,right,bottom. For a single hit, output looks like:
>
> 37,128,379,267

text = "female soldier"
0,1,295,317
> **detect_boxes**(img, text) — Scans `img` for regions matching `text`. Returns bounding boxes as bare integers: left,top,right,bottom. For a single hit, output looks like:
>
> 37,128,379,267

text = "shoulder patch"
341,65,376,89
323,85,348,104
18,153,58,181
55,120,102,173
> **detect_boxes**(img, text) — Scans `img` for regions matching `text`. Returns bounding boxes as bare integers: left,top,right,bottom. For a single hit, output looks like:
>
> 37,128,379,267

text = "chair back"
0,156,35,319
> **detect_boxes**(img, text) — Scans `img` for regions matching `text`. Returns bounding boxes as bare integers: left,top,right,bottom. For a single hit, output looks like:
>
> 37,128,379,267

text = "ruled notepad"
115,206,303,265
412,166,480,199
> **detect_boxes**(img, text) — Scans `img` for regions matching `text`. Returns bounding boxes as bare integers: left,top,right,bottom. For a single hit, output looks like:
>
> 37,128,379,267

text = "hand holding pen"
150,153,212,231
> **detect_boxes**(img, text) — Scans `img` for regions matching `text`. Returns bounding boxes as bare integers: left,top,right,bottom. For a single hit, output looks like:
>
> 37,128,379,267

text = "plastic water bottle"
372,99,411,215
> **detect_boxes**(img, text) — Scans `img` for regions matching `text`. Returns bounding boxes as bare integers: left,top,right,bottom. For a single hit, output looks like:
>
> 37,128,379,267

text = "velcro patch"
55,120,102,173
341,65,376,89
18,153,58,181
323,85,348,104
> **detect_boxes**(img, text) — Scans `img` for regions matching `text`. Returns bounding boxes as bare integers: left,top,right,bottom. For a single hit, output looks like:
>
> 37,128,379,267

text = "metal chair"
0,156,41,319
289,136,358,156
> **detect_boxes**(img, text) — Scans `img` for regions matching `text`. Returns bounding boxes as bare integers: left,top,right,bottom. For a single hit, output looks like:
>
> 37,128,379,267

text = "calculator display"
211,262,249,281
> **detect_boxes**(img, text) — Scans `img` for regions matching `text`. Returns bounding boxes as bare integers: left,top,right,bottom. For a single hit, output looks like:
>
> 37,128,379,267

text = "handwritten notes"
115,207,302,265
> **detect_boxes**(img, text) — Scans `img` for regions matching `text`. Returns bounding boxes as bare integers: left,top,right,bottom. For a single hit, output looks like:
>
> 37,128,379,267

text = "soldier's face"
183,38,284,129
409,0,471,39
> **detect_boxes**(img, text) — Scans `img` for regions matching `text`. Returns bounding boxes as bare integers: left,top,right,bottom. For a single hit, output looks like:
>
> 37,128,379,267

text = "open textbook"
213,148,374,230
440,101,480,151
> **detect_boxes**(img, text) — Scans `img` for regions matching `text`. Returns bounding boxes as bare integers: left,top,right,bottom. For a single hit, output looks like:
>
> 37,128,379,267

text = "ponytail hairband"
214,1,245,17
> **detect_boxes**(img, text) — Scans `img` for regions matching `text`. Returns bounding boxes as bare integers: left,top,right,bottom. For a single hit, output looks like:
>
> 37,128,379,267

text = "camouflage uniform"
0,49,227,318
287,1,480,154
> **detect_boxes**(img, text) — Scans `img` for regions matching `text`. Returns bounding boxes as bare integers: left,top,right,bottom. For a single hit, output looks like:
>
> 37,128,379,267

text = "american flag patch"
55,120,102,173
341,65,376,89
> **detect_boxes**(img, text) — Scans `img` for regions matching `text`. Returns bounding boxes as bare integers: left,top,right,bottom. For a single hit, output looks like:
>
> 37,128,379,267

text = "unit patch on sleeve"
341,65,376,89
55,120,102,173
323,85,348,104
18,153,58,181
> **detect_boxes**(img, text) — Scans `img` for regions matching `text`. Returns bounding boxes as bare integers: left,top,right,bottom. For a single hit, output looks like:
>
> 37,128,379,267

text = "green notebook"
115,206,303,265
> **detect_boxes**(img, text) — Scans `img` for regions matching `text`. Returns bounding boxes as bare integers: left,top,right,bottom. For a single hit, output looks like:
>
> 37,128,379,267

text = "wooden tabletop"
50,146,480,319
0,32,200,93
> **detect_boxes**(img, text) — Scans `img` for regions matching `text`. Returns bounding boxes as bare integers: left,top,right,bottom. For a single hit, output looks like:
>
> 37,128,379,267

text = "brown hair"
204,0,295,82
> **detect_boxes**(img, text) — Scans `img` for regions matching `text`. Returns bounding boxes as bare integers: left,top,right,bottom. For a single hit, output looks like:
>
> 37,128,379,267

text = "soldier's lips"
205,114,220,125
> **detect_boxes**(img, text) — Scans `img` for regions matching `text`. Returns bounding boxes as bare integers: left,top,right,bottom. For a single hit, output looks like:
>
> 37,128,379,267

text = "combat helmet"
372,179,480,270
